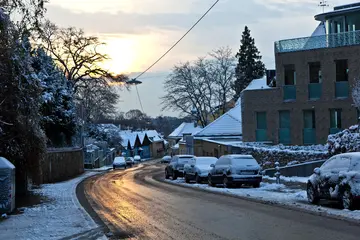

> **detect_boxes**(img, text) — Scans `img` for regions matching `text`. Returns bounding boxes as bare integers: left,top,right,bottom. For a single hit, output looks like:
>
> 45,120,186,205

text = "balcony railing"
283,85,296,101
256,129,267,142
335,81,349,98
308,83,322,100
275,30,360,53
303,128,316,145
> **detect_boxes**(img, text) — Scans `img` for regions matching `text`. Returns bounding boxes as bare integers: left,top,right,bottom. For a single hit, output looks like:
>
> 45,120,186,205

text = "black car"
307,153,360,210
165,155,196,180
125,157,134,167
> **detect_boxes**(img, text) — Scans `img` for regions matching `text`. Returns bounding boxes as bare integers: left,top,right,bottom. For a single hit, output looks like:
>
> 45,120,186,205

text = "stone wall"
42,148,84,183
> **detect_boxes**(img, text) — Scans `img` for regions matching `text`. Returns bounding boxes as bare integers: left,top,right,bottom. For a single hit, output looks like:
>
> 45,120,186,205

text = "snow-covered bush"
88,124,122,148
327,125,360,155
32,48,77,147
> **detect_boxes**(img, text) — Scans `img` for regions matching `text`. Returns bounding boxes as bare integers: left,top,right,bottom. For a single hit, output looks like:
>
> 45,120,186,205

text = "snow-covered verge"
0,171,107,240
165,179,360,221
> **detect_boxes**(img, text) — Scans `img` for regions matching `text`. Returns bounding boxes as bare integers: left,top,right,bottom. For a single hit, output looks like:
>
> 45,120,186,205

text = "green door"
279,111,291,144
256,112,267,142
303,110,316,145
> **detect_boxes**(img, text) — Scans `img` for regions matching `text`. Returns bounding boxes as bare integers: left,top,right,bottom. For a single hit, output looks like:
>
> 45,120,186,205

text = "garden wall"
42,148,84,183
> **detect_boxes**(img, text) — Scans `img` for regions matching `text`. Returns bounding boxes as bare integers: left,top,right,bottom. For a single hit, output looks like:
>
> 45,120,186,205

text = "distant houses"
119,129,167,159
167,122,202,155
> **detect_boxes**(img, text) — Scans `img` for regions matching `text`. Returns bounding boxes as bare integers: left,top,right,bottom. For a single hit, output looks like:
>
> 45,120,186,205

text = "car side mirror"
210,164,215,168
314,167,321,175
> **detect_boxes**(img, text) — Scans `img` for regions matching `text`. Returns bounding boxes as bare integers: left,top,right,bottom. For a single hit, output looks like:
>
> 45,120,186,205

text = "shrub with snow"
326,125,360,155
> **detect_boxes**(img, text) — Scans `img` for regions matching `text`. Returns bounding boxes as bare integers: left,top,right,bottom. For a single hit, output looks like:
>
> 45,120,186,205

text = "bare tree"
77,78,120,122
161,47,236,127
39,21,128,94
209,47,236,114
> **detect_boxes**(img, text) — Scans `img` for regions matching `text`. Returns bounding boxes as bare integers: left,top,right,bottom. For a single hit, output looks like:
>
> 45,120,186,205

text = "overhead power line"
134,0,221,80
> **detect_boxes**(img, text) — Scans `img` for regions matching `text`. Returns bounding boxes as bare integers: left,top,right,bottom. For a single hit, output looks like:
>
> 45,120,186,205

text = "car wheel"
307,183,320,204
165,170,170,179
342,188,354,210
195,174,201,184
185,173,190,183
113,166,115,170
253,182,260,188
208,175,215,187
223,176,230,188
172,171,178,180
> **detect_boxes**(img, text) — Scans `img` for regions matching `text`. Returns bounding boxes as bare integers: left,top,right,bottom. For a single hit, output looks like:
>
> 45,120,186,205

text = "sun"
99,36,137,74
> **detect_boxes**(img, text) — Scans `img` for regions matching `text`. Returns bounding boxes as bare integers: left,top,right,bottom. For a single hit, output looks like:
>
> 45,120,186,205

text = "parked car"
134,155,141,163
113,157,126,169
208,155,262,188
126,157,134,167
165,155,196,180
184,157,218,183
307,153,360,210
161,155,172,164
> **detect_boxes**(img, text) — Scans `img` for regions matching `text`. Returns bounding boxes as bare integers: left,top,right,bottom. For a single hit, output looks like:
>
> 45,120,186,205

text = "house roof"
311,22,326,37
194,101,242,137
168,122,202,138
242,77,270,91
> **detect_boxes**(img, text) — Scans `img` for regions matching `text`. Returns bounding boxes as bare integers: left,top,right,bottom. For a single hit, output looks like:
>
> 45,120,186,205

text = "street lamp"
126,79,142,85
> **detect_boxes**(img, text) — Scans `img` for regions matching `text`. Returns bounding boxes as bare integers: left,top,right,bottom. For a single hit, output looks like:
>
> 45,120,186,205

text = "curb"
155,173,360,225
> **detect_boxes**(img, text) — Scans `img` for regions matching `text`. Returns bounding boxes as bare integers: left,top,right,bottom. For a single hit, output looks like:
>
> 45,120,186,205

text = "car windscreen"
178,157,195,164
114,157,125,163
231,157,258,166
196,158,217,166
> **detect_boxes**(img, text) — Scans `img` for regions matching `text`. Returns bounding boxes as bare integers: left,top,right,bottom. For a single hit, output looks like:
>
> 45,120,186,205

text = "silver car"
184,157,218,183
208,155,262,188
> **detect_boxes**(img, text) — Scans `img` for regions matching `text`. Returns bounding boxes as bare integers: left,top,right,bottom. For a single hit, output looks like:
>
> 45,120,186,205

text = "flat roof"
315,3,360,21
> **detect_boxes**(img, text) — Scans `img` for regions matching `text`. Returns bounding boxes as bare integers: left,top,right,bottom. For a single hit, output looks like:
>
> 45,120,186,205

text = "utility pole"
318,1,329,13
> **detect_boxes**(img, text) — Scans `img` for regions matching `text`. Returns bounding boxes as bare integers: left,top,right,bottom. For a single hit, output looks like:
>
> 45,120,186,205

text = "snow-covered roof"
0,157,15,169
144,130,163,142
168,122,202,138
194,103,242,137
242,77,270,91
172,143,179,149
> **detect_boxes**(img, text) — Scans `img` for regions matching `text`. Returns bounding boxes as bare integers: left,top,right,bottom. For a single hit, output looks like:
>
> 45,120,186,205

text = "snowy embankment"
165,179,360,222
0,171,107,240
262,175,309,183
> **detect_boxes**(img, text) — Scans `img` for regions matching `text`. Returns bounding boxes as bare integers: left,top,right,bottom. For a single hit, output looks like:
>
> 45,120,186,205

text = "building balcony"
279,128,291,145
275,30,360,53
256,129,267,142
335,81,349,98
303,128,316,145
283,85,296,101
308,83,322,100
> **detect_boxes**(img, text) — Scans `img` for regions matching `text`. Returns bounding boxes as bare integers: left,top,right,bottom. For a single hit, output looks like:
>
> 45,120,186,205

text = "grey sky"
45,0,354,117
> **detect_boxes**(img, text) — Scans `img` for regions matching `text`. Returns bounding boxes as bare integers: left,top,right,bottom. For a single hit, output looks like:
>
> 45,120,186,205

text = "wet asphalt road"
83,162,360,240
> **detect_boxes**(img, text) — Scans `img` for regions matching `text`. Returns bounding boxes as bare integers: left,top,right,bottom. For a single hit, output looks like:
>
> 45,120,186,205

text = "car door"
214,157,227,183
187,158,196,176
319,156,350,198
168,157,177,175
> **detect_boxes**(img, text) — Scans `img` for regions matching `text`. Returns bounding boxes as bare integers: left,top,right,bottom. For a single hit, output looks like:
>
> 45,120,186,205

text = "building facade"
242,3,360,145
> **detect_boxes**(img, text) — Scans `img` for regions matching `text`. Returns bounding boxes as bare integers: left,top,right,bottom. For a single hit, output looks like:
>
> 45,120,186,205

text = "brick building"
242,3,360,145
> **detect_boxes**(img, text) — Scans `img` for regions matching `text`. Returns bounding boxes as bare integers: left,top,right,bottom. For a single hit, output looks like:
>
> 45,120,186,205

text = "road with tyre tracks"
80,161,360,240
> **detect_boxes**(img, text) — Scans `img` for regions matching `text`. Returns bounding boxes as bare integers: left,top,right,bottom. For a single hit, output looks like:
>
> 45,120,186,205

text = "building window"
330,109,342,129
304,110,316,129
279,111,291,144
335,60,348,82
309,62,322,83
256,112,267,142
284,64,296,85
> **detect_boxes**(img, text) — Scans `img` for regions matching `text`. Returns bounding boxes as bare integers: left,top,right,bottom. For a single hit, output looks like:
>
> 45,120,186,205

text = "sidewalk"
0,171,109,240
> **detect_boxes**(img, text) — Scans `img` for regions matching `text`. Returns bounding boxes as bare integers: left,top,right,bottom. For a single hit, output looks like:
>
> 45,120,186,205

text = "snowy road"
83,163,360,240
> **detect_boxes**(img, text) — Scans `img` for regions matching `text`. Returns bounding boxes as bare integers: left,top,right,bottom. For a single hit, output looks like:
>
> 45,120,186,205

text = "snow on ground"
263,175,309,183
0,171,107,240
87,165,113,171
165,179,360,221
